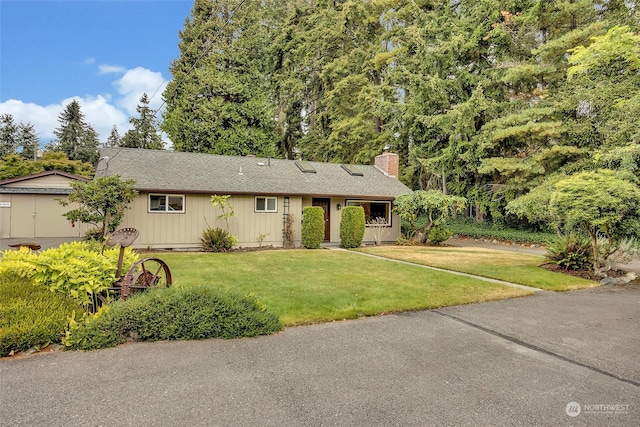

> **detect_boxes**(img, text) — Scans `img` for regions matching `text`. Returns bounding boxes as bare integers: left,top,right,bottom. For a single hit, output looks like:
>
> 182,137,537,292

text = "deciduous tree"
59,176,138,237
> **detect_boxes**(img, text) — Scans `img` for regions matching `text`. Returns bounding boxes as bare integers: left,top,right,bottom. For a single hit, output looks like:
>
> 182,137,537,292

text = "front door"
312,198,330,241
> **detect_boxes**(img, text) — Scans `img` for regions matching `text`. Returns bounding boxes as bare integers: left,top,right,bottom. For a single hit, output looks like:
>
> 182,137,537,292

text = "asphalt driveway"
1,283,638,426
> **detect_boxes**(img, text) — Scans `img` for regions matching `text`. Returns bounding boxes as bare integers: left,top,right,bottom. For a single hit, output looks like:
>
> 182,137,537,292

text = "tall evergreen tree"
0,114,18,158
476,1,639,216
53,100,99,164
162,0,278,157
17,122,39,160
121,94,164,149
106,125,121,147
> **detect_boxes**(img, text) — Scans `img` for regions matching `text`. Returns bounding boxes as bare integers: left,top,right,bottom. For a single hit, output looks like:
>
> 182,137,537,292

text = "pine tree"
17,122,39,160
0,114,18,158
106,125,121,147
53,100,99,164
121,94,164,149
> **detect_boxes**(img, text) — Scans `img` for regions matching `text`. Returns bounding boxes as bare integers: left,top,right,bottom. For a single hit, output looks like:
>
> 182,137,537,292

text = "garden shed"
0,170,88,239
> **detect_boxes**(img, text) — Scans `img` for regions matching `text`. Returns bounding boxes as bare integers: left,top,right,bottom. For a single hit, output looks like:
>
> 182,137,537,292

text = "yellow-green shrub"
0,242,139,310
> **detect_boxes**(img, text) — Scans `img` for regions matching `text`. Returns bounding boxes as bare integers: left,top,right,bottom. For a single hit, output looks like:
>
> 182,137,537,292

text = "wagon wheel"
120,257,172,300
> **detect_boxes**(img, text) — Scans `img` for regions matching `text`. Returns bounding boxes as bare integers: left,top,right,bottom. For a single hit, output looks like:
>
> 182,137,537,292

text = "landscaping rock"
600,277,619,286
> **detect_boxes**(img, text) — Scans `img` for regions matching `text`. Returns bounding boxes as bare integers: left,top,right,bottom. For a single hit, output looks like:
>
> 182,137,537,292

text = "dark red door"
312,198,330,241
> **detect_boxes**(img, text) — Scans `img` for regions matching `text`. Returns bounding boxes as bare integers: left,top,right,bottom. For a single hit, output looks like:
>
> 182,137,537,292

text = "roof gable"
96,148,410,199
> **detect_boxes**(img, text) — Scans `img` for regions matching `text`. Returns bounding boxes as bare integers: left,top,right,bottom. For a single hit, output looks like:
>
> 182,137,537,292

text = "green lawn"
356,246,598,291
153,249,532,326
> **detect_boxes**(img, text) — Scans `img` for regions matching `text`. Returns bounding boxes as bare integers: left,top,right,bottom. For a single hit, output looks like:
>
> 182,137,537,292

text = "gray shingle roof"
96,148,410,199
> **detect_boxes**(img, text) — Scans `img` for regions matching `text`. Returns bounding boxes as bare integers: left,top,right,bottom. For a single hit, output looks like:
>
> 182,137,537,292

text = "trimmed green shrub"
65,286,283,351
446,218,554,244
427,226,453,245
340,206,365,248
302,206,325,249
545,233,593,271
201,227,238,252
0,276,79,357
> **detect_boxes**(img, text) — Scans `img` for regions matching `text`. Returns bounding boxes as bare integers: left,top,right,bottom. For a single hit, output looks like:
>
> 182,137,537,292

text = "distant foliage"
340,206,365,248
0,152,94,180
65,286,283,351
302,206,325,249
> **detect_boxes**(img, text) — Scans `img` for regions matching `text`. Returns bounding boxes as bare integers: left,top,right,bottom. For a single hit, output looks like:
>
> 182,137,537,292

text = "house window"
149,194,185,213
346,200,392,226
255,196,277,212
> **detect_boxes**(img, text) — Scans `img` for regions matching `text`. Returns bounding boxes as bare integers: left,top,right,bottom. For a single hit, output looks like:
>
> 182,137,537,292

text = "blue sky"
0,0,194,145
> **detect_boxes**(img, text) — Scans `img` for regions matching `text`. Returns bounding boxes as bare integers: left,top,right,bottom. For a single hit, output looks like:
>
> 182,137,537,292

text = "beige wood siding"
118,193,402,249
5,175,78,189
121,194,304,249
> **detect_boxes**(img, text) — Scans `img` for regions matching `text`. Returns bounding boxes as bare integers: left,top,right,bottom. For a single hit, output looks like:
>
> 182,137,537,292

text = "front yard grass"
356,246,598,291
154,249,532,326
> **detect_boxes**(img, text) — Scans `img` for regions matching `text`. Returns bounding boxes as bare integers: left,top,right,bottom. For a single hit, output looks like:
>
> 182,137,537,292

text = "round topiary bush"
302,206,325,249
427,226,453,245
340,205,365,248
65,286,283,351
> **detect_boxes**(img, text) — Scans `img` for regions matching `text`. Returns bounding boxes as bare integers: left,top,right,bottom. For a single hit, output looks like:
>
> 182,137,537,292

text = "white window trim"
345,199,392,227
148,193,185,213
255,196,278,213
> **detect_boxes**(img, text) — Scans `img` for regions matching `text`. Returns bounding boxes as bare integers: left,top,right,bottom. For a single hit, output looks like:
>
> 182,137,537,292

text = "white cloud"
0,65,170,147
113,67,167,116
98,64,127,75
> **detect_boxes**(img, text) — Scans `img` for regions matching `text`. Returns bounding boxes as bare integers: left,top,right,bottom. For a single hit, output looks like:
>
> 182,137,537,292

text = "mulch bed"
540,262,636,283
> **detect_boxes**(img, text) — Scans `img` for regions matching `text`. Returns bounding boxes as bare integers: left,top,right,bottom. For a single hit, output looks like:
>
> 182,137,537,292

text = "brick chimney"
374,151,399,178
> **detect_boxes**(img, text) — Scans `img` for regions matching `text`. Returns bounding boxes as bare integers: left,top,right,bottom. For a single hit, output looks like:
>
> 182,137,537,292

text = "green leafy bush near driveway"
0,276,79,357
65,285,283,351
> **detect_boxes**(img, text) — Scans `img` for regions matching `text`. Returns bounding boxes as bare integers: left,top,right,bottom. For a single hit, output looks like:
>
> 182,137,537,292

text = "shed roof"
96,148,410,199
0,170,90,194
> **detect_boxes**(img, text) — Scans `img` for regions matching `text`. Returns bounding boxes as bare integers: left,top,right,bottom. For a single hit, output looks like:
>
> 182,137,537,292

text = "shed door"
11,195,36,238
9,194,80,238
312,198,330,241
